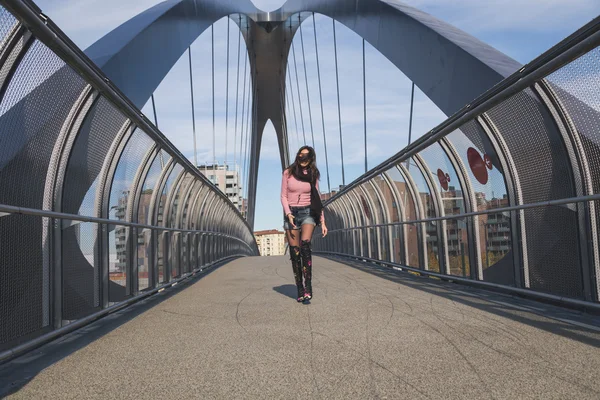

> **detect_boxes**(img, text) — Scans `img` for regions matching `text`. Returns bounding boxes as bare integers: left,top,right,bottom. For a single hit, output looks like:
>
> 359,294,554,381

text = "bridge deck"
3,256,600,399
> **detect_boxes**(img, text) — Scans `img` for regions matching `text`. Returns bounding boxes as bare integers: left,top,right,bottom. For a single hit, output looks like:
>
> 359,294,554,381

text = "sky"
34,0,599,231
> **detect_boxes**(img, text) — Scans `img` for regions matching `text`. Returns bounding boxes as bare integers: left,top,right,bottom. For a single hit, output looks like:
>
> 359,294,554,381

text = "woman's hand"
287,213,296,228
322,224,328,237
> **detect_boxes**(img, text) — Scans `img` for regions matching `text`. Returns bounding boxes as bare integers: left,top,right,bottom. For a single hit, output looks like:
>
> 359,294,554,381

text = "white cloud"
401,0,598,33
37,0,161,49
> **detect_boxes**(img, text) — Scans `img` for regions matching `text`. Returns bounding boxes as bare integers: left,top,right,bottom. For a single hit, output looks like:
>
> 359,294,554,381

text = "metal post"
299,15,315,148
188,47,198,167
333,20,345,186
312,13,331,194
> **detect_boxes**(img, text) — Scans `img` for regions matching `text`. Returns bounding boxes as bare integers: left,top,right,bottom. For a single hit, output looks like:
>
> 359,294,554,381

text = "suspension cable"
277,61,288,158
287,63,300,150
245,68,257,199
234,16,242,168
407,82,415,171
151,94,164,168
299,15,315,148
284,77,297,155
313,12,331,194
285,81,298,153
212,24,216,166
243,65,253,199
225,17,230,167
239,38,248,174
333,19,345,186
279,85,290,162
363,39,367,173
290,22,306,144
188,47,198,168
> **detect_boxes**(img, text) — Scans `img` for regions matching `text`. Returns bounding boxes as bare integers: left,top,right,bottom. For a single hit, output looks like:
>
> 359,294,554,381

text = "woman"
281,146,328,303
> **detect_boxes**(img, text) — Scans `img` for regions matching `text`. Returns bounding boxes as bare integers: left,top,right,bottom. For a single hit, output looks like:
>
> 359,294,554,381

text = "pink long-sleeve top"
281,170,325,223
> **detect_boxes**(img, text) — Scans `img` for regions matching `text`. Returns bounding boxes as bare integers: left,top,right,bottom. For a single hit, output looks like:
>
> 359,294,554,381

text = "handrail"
0,203,254,249
320,193,600,232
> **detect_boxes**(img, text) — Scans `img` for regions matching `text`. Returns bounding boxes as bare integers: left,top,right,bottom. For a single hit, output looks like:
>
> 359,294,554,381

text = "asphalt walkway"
2,255,600,399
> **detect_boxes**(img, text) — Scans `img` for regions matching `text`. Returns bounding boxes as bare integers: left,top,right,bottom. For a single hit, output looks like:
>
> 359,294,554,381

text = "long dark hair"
286,145,320,181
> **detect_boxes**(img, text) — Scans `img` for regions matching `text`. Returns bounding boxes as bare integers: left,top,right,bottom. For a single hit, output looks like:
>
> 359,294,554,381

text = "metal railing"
315,15,600,308
0,0,258,363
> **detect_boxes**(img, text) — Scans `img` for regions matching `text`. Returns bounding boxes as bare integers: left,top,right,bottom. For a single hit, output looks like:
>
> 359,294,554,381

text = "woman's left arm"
316,180,328,237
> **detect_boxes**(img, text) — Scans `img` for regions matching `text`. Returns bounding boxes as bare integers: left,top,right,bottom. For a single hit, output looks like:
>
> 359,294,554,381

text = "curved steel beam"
86,0,521,228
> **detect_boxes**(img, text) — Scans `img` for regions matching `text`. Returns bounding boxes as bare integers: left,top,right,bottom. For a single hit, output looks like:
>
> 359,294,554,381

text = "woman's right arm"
281,170,292,216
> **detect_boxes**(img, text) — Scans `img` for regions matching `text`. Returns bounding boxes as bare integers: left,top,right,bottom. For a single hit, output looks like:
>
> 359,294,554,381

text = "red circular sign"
467,147,488,185
437,169,449,191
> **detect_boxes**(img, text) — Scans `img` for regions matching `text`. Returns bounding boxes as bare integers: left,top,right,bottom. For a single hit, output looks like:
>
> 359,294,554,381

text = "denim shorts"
283,206,316,231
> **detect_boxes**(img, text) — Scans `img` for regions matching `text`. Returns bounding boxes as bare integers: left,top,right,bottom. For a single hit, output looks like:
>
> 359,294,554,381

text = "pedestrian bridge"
1,0,600,398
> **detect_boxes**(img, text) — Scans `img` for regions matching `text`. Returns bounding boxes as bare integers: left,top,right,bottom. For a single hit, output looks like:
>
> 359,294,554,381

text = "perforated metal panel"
486,90,582,298
62,221,100,320
0,40,86,341
0,215,45,349
547,46,600,297
0,6,17,51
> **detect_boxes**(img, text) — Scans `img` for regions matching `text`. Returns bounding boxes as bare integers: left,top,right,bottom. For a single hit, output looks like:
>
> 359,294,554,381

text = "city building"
254,229,286,256
198,164,244,215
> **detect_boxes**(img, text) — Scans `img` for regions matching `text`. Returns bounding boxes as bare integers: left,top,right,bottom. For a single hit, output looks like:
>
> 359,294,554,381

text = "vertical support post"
53,217,62,329
333,20,345,186
188,47,198,167
312,12,331,194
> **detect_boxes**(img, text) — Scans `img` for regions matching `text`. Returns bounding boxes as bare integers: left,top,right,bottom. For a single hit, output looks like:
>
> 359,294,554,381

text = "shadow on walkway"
273,284,297,300
321,255,600,348
0,260,232,398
